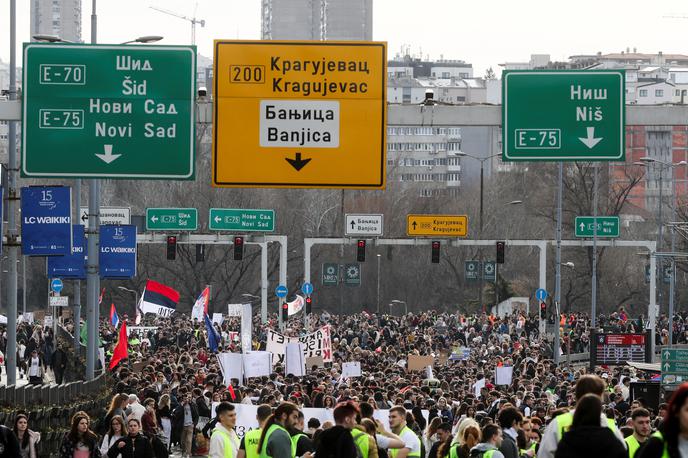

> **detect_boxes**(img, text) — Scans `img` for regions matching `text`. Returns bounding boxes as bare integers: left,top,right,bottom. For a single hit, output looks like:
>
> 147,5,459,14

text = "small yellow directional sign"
212,40,387,189
407,215,468,237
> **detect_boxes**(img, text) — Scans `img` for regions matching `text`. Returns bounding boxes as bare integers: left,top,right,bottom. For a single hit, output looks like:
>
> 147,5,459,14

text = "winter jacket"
107,433,155,458
59,432,101,458
555,426,626,458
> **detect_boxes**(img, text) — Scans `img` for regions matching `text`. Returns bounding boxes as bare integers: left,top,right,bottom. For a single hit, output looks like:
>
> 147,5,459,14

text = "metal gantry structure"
2,94,688,381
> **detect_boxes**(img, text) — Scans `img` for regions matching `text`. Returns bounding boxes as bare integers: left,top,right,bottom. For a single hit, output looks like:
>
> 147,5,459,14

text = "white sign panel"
345,214,384,236
49,296,69,307
80,206,131,225
259,100,340,148
227,303,245,317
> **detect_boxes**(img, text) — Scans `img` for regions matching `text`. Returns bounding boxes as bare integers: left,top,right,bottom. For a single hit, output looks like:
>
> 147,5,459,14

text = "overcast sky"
2,0,688,76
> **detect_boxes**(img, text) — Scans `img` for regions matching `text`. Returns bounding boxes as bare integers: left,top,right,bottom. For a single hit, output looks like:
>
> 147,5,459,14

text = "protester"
0,423,21,458
58,411,100,458
99,416,127,458
625,408,652,458
257,402,300,458
638,383,688,458
208,402,239,458
470,424,505,458
107,418,154,458
13,413,40,458
554,394,626,458
237,404,272,458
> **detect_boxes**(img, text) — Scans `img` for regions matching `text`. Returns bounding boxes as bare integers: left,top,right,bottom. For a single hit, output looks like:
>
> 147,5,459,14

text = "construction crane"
150,5,205,45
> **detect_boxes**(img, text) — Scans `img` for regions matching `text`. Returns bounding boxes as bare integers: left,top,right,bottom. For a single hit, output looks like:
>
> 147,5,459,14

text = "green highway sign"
22,44,196,179
574,216,620,238
503,70,625,161
663,349,688,362
662,361,688,373
209,209,275,232
661,348,688,387
322,263,339,286
146,208,198,231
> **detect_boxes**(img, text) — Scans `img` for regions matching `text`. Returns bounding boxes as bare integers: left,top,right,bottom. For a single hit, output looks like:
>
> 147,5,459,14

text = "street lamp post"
117,286,139,316
637,157,687,347
376,254,382,314
457,152,502,313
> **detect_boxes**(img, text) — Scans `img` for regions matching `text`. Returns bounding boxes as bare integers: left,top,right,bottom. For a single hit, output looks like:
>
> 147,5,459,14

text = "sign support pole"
592,163,598,330
74,180,81,356
5,0,18,386
261,242,268,324
86,0,99,380
554,163,563,365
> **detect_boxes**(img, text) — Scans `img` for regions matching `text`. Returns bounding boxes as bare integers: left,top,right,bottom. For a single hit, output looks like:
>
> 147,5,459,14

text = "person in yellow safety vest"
625,408,652,458
209,402,239,458
519,419,538,457
537,374,625,458
637,383,688,458
388,406,422,458
289,410,315,458
467,424,505,458
257,402,301,458
238,404,273,458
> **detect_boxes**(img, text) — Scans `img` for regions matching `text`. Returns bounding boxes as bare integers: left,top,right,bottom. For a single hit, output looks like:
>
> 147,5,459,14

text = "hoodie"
470,443,505,458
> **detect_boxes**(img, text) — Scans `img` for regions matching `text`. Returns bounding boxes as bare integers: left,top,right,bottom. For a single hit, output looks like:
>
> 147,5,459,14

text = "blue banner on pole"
99,225,137,278
21,186,72,256
47,225,86,279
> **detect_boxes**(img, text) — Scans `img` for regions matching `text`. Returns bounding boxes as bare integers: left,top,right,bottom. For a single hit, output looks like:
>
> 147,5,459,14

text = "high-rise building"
261,0,372,41
30,0,82,43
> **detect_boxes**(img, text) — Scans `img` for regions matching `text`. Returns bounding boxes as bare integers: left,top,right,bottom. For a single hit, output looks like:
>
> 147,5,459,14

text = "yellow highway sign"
212,40,387,189
407,215,468,237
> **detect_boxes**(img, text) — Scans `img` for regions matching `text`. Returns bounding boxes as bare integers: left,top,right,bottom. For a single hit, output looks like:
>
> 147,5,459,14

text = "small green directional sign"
146,208,197,231
661,348,688,388
209,209,275,232
574,216,620,238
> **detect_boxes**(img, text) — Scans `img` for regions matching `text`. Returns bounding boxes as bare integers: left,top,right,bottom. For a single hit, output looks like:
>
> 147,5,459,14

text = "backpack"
149,433,170,458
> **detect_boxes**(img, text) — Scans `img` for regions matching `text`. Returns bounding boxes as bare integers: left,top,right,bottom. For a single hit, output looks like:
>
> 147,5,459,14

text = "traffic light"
166,236,177,260
233,236,244,261
496,241,505,264
357,240,366,262
281,302,288,321
540,301,547,319
305,296,312,314
431,241,441,264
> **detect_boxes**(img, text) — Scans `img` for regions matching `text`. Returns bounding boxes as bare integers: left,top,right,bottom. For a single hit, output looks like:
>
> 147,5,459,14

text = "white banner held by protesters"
266,325,332,366
230,404,427,438
227,303,245,317
212,312,224,325
243,351,272,378
218,352,244,386
341,361,361,378
241,304,252,354
285,342,306,377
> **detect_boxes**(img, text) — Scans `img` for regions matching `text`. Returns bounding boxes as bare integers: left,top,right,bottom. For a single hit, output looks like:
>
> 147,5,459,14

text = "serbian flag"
139,280,180,318
191,286,210,322
227,384,236,401
204,313,221,353
109,321,128,370
110,303,119,328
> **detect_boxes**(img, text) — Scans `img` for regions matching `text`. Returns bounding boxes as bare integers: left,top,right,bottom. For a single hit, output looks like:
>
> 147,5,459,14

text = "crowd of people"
0,308,687,457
